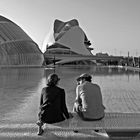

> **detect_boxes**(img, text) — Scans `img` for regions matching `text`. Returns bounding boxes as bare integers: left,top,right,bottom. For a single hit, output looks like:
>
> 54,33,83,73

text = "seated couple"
36,73,105,135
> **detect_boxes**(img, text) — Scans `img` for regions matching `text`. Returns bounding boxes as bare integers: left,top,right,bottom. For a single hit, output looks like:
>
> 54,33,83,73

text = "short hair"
76,73,92,82
47,74,60,86
84,76,92,82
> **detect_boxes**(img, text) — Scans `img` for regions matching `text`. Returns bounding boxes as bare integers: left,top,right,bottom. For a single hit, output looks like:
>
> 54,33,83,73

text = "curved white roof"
0,15,43,66
56,26,92,55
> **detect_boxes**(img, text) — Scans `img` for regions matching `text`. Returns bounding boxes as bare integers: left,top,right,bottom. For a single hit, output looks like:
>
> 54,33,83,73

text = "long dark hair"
47,74,60,86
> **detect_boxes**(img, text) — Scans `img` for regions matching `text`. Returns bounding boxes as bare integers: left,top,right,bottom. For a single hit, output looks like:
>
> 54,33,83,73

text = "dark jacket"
39,85,69,123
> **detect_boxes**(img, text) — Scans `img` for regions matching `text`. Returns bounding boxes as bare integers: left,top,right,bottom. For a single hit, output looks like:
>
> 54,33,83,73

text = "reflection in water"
0,68,44,123
0,66,140,124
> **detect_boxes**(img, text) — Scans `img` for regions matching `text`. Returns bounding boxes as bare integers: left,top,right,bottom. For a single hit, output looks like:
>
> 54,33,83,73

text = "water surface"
0,66,140,124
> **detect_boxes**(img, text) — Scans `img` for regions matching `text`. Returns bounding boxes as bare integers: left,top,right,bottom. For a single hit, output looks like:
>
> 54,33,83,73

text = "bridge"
44,53,123,65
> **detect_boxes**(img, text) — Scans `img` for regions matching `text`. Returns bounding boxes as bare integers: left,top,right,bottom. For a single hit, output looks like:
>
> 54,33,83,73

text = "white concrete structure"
46,19,93,56
0,15,44,66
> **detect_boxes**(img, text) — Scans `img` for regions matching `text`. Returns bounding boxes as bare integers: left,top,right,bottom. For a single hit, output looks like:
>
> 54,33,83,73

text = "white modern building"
44,19,93,64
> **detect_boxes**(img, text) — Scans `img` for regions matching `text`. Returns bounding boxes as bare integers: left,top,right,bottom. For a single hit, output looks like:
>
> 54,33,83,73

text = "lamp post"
53,55,56,73
127,51,129,66
138,56,140,68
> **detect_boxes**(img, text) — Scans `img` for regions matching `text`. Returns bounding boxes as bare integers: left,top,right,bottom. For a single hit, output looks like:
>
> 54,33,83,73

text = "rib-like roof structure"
0,15,44,66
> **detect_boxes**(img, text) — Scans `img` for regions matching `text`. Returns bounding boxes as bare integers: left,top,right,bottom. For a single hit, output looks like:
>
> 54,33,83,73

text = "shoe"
73,130,79,133
94,129,99,132
37,129,44,136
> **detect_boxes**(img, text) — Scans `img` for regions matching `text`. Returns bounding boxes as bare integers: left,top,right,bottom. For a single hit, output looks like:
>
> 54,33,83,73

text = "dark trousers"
38,109,65,124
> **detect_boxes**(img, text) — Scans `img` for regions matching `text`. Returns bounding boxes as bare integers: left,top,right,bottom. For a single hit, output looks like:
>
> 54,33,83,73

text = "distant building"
96,52,109,57
44,19,94,64
0,15,44,66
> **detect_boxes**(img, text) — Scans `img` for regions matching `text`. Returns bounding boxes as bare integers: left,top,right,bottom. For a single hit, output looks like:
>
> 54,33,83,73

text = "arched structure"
44,19,93,64
0,15,44,66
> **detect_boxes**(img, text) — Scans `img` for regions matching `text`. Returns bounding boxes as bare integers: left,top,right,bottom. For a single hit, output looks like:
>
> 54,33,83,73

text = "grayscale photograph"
0,0,140,139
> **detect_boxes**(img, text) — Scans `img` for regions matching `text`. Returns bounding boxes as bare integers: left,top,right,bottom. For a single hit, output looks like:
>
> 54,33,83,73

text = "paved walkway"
1,119,140,140
0,123,109,140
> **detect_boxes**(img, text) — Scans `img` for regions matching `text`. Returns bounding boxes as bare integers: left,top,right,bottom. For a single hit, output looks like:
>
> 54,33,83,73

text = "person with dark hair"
36,73,71,135
73,73,105,121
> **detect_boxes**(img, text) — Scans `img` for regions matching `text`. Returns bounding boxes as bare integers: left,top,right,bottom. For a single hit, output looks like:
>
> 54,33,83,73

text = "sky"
0,0,140,56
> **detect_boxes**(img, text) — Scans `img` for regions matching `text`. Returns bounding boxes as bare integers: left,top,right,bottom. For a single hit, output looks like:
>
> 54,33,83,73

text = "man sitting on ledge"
73,73,105,121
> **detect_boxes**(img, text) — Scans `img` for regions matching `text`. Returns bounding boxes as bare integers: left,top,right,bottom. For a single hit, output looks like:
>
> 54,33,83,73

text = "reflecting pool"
0,66,140,124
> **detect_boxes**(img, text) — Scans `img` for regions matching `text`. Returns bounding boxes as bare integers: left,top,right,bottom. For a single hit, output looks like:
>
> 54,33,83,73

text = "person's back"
40,85,69,123
37,73,70,135
73,73,105,120
78,81,105,119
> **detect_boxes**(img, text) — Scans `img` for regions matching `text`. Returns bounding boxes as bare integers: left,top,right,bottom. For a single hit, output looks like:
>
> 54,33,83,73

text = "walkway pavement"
0,123,109,140
1,121,140,140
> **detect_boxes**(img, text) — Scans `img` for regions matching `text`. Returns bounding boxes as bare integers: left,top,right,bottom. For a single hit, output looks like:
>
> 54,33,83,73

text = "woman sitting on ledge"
37,73,72,135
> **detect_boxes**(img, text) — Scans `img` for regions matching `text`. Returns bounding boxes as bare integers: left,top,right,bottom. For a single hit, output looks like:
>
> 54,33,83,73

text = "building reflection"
0,68,44,123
